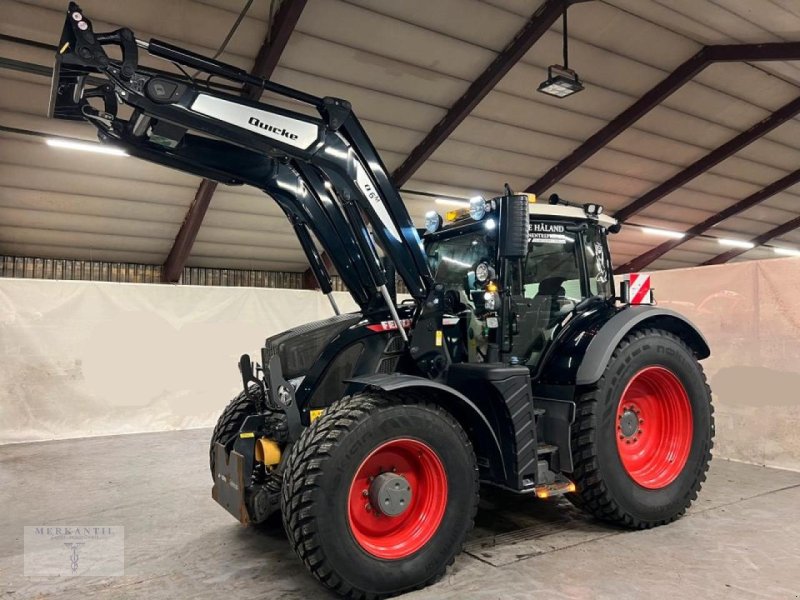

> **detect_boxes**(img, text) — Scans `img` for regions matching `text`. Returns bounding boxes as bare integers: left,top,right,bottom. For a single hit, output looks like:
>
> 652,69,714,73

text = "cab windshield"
424,221,612,367
425,231,494,290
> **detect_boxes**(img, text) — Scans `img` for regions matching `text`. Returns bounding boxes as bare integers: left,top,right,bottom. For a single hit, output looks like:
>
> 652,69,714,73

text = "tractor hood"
261,313,363,380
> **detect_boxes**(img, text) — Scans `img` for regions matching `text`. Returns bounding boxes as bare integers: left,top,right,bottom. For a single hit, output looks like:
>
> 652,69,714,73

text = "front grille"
377,355,400,374
384,335,404,354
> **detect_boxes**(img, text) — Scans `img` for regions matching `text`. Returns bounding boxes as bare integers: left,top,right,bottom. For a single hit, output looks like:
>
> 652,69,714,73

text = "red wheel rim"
347,438,447,559
616,366,693,489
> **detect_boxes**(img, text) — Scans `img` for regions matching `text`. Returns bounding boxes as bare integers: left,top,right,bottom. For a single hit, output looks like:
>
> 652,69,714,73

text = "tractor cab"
423,194,619,371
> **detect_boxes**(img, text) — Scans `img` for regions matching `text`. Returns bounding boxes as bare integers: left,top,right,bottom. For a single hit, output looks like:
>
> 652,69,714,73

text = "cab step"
537,443,558,456
534,478,576,499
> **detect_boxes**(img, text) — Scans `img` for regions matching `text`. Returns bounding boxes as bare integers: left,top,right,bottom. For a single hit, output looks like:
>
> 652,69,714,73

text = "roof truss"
702,215,800,265
391,0,569,187
617,168,800,273
526,42,800,198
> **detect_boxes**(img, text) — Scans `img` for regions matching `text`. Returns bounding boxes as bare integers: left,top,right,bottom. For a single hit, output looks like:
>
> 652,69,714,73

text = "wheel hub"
347,438,448,559
369,472,412,517
615,366,693,489
619,409,640,438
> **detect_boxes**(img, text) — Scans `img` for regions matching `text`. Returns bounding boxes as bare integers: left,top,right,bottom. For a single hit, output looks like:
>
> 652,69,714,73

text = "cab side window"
583,228,612,298
514,230,582,367
522,232,581,303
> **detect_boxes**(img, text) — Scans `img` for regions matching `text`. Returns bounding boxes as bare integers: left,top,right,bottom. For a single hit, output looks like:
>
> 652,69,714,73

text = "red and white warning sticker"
628,273,652,305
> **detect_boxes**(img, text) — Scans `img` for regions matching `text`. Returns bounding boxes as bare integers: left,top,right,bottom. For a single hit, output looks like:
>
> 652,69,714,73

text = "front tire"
209,386,259,479
569,327,714,528
281,391,479,599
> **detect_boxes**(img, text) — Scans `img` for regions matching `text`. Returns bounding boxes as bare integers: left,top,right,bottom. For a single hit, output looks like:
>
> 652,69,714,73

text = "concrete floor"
2,430,800,600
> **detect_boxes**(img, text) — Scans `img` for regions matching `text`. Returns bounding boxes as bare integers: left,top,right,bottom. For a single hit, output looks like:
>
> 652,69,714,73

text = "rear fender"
538,304,710,386
575,306,709,385
346,373,508,483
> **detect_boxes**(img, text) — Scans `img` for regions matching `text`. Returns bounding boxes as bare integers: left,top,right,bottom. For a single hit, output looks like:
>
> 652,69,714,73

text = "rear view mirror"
498,194,529,258
239,354,255,383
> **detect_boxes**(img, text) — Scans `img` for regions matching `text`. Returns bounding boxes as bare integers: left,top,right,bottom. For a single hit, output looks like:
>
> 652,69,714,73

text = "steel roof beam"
162,0,307,283
702,215,800,265
526,41,800,197
613,95,800,223
616,168,800,273
390,0,568,187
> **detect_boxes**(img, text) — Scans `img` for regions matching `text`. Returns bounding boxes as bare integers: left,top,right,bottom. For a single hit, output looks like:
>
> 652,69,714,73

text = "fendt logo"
532,222,565,233
248,116,299,140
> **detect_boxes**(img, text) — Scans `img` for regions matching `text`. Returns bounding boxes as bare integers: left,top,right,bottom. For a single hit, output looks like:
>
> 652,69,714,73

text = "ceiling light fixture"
641,226,685,239
773,246,800,257
435,198,470,207
46,138,128,156
718,238,755,249
538,2,584,98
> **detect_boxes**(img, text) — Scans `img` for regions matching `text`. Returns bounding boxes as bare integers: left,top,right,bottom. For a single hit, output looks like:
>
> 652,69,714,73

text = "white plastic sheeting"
642,258,800,472
0,279,357,444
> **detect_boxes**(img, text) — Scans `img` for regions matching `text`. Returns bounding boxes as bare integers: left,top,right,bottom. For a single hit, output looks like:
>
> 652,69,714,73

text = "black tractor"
50,5,714,598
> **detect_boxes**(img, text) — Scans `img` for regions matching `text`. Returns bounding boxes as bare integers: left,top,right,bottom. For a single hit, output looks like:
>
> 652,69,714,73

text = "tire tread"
281,391,479,599
568,327,715,529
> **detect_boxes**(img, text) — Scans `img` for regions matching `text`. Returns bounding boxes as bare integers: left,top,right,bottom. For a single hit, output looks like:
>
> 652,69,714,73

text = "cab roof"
438,199,618,231
528,203,618,228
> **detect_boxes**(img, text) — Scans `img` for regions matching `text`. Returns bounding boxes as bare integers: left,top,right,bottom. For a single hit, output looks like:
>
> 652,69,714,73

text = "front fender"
346,373,507,483
537,304,710,387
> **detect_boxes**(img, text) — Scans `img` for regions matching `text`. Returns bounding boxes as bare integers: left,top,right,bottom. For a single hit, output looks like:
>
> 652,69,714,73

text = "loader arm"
50,3,447,373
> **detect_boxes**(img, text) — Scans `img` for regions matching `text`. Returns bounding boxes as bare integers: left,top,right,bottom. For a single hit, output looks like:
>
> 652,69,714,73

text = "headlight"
483,291,497,311
475,261,490,283
469,196,487,220
424,210,443,233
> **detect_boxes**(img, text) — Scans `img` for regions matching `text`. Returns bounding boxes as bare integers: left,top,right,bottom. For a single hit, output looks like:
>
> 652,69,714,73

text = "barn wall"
640,257,800,472
0,278,358,444
3,262,800,472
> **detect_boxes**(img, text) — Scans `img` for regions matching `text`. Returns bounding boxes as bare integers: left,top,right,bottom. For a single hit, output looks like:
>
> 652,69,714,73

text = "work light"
475,262,491,283
469,196,487,221
424,211,443,233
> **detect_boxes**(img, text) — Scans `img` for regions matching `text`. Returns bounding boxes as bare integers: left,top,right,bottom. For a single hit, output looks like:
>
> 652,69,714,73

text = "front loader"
49,4,715,598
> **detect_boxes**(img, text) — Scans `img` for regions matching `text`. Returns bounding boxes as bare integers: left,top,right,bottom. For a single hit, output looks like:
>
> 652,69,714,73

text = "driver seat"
529,277,567,329
521,277,567,364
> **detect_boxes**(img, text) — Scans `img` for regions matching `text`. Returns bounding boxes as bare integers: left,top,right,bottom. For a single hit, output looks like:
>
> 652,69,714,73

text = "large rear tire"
281,391,479,599
569,327,714,528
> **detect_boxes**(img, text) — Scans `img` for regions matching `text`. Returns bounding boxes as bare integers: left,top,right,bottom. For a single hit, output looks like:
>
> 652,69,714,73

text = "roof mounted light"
583,203,603,217
435,198,469,208
538,66,584,98
719,238,755,249
773,246,800,257
538,4,584,99
469,196,487,220
46,138,128,156
642,227,685,239
424,210,443,233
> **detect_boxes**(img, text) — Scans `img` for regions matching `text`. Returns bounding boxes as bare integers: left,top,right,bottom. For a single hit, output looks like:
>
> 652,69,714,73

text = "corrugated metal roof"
1,0,799,275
